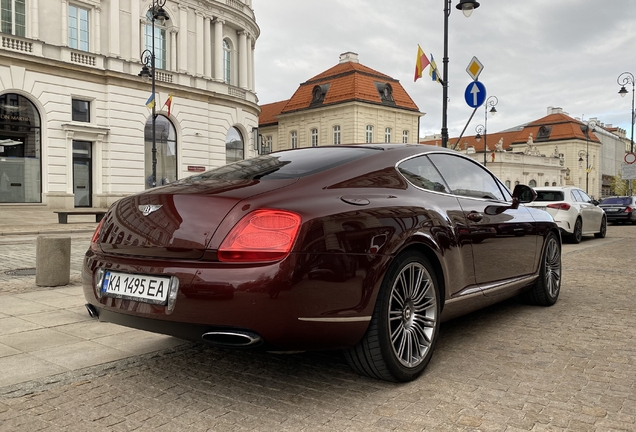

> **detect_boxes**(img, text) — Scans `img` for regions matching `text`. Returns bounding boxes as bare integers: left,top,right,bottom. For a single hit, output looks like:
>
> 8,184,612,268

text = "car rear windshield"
182,147,381,181
601,197,631,205
534,191,564,201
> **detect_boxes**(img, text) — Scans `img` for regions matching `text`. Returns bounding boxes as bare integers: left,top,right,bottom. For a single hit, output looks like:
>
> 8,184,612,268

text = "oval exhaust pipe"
202,330,262,347
85,303,99,319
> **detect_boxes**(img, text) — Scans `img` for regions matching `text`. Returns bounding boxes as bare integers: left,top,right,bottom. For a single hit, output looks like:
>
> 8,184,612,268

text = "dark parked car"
83,144,562,382
599,196,636,224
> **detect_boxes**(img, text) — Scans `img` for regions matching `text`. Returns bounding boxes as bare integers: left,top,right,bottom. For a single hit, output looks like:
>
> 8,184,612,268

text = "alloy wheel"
387,262,438,368
544,236,561,298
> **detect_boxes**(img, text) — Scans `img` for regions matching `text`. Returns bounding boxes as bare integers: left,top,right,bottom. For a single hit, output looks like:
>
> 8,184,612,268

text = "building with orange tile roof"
421,107,628,198
258,52,424,153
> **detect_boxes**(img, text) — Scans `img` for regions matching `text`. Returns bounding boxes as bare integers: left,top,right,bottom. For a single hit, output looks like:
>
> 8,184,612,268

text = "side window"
428,153,506,201
397,156,449,193
578,190,592,202
571,190,583,202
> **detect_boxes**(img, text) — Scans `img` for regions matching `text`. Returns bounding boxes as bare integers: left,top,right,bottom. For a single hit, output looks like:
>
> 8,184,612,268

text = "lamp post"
579,120,597,195
474,124,484,162
617,72,634,196
441,0,480,148
480,96,498,166
138,0,169,188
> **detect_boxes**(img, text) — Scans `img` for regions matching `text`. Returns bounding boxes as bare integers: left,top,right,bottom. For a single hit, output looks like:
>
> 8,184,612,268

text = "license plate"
605,208,619,212
101,271,171,304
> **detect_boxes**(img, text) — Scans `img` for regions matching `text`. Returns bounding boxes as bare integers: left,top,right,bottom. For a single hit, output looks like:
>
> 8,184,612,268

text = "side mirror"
512,184,537,204
591,199,599,206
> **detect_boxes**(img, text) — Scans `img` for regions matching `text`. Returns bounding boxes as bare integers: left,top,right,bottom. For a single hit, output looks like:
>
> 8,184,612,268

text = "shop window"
145,114,177,188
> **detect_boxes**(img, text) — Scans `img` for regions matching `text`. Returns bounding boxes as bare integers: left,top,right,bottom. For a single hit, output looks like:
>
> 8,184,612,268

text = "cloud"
254,0,636,139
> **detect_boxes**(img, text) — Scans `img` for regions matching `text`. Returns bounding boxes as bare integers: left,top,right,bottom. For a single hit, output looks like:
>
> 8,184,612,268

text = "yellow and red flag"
414,45,431,82
163,94,173,116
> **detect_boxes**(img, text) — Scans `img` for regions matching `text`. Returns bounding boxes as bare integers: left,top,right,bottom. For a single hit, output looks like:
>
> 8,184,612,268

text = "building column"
213,18,224,82
238,30,248,89
129,1,139,60
178,6,188,73
170,28,178,72
249,34,255,91
195,11,204,76
109,0,120,57
203,16,211,78
31,0,39,39
94,7,101,54
61,0,68,46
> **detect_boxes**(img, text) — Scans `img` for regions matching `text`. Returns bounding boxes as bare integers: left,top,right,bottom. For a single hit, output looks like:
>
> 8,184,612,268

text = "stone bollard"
36,236,71,287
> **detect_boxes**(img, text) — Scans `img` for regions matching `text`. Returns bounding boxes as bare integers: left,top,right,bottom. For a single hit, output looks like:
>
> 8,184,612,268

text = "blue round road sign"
464,81,487,108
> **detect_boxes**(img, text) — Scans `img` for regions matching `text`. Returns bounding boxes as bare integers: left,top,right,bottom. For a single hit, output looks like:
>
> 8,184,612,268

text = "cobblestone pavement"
0,226,634,431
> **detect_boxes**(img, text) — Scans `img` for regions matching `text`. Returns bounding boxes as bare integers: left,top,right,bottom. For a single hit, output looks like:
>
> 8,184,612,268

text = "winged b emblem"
138,204,163,216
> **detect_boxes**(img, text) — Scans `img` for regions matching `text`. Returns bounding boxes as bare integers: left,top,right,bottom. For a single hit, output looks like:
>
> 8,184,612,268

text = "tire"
594,216,607,238
344,251,440,382
523,232,561,306
568,218,582,244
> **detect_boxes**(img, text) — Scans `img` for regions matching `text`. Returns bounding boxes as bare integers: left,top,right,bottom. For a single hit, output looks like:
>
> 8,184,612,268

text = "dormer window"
535,125,552,141
310,84,330,107
375,83,395,106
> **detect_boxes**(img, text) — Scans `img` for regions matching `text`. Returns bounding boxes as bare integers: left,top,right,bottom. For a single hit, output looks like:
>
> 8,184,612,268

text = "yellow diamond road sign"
466,56,483,81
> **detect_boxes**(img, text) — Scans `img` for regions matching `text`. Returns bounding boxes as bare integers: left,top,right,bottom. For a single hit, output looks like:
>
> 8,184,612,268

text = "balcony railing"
1,35,33,53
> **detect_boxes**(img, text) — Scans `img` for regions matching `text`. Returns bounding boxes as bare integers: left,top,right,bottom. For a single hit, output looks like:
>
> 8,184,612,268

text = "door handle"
466,212,483,222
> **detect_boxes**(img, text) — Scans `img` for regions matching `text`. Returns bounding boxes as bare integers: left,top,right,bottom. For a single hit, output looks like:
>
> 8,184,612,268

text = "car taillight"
547,203,571,211
90,218,105,249
218,209,301,262
626,206,633,213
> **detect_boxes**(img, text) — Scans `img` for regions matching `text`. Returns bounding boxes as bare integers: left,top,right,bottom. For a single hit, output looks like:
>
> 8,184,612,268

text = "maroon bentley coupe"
83,144,562,382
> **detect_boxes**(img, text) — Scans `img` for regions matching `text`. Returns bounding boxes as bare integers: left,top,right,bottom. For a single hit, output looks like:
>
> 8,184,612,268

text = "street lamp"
617,71,634,195
139,0,169,188
580,120,597,195
441,0,480,148
474,124,484,161
480,95,498,166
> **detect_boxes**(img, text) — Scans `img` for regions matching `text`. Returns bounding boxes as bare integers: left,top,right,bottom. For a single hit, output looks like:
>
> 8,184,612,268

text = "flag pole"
441,0,450,148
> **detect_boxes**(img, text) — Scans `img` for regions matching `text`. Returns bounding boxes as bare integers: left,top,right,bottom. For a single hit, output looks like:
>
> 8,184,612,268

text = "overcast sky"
253,0,636,141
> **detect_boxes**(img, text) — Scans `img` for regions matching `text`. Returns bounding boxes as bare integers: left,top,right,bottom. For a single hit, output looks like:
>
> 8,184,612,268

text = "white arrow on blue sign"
464,80,487,108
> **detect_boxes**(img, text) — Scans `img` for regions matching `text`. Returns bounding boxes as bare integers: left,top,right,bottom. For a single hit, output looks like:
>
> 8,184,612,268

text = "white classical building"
0,0,259,208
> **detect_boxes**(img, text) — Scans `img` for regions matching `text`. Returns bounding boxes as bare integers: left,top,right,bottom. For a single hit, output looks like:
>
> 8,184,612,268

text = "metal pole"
441,0,450,148
483,103,487,166
586,130,589,194
631,82,634,196
151,1,157,188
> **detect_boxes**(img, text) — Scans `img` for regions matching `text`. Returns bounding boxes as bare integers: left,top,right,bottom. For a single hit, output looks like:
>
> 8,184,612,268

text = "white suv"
525,186,606,243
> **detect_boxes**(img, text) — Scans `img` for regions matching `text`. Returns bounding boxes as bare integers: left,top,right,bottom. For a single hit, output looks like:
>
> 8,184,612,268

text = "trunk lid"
97,178,297,259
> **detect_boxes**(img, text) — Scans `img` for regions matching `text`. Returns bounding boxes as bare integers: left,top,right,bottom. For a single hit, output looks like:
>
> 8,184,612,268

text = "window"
403,130,409,143
145,115,177,188
145,10,167,70
385,127,392,143
262,135,272,154
398,156,449,193
311,128,318,147
0,93,42,203
552,182,557,186
225,126,243,163
505,180,511,189
291,131,298,149
365,125,373,143
72,99,90,122
428,154,506,201
333,125,341,145
1,0,25,37
223,39,231,84
69,4,89,51
528,179,537,187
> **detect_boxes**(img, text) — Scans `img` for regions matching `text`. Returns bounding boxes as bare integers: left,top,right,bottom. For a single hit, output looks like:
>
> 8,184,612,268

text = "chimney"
339,52,359,64
548,107,563,115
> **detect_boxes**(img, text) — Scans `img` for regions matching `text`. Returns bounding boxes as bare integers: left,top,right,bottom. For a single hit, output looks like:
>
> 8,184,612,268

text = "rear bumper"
82,249,384,351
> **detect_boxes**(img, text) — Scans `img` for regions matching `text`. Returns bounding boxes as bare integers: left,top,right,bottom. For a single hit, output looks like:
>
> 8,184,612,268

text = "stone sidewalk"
0,206,634,431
